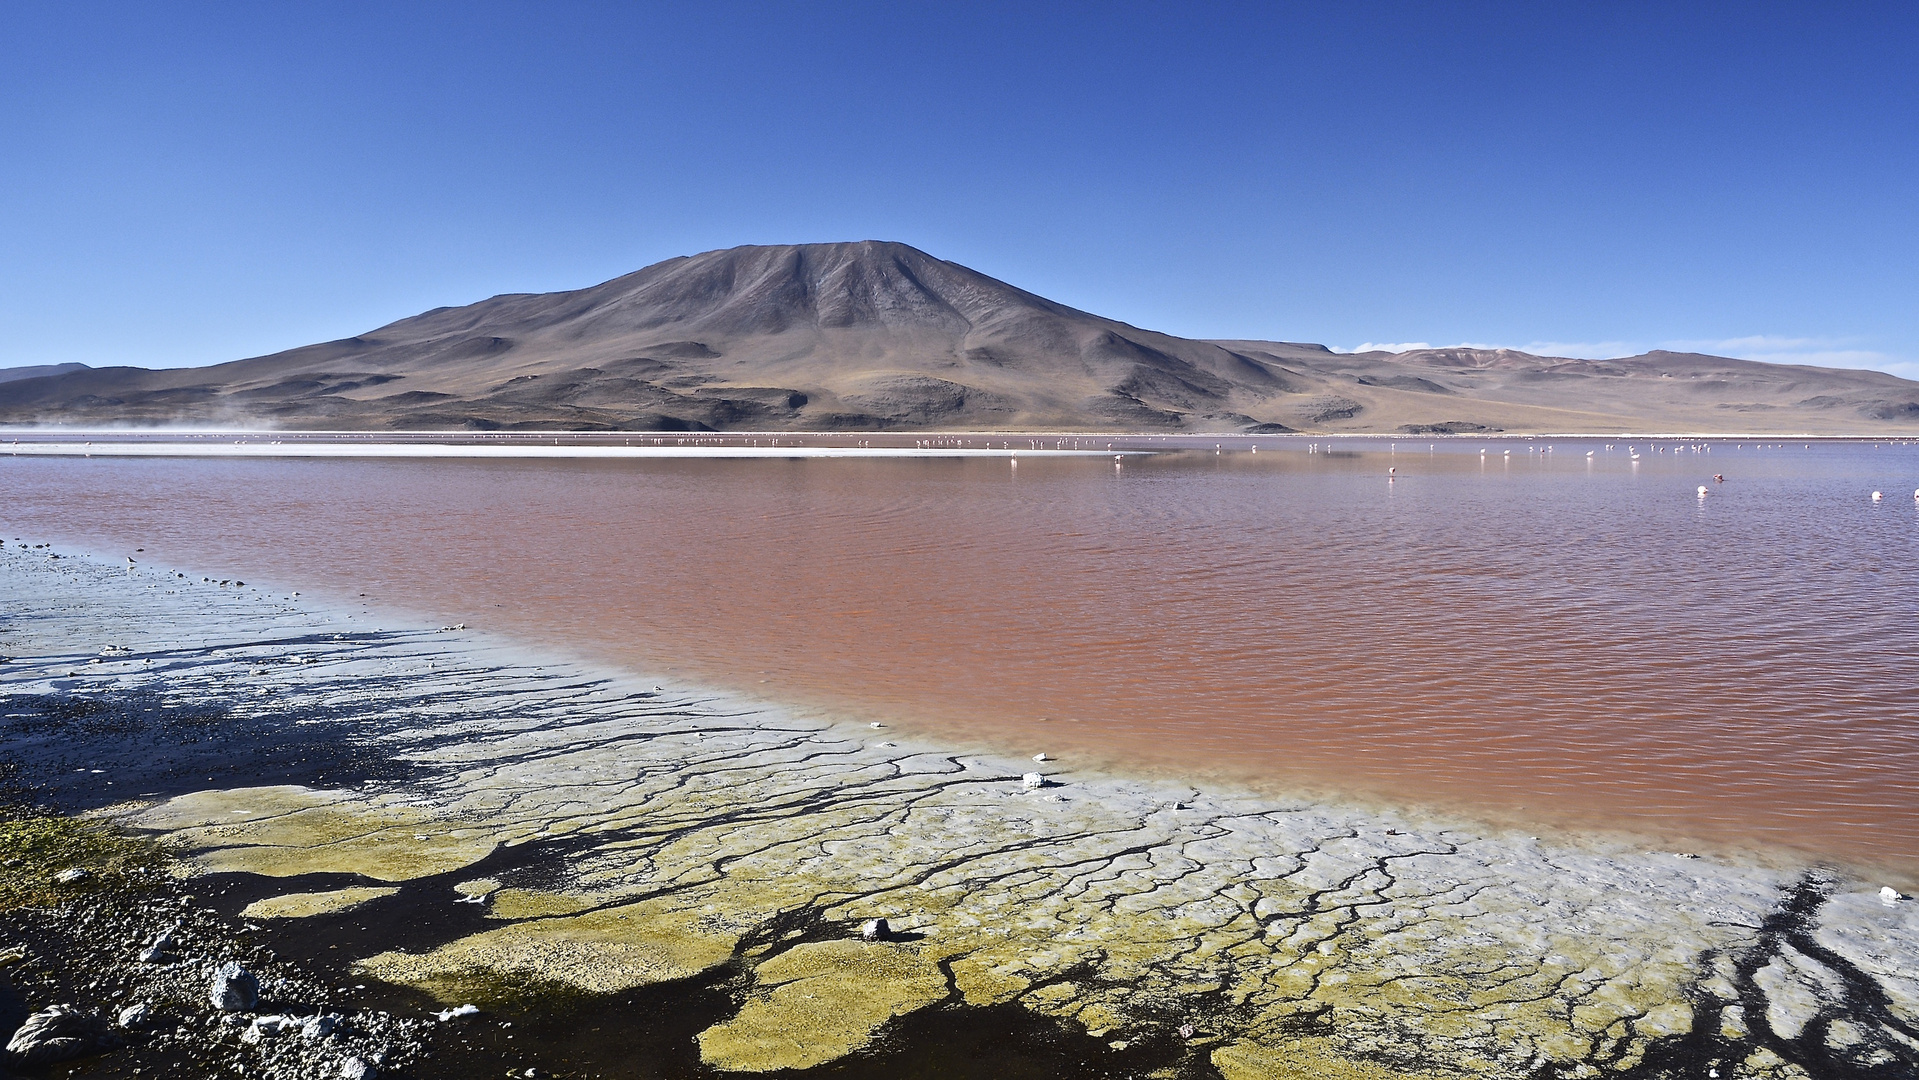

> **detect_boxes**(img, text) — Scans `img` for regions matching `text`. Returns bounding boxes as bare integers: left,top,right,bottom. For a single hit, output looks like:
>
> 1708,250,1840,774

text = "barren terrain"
4,243,1915,434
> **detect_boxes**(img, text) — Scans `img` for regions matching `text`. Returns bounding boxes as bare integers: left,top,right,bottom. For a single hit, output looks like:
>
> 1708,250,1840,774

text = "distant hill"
0,362,88,385
2,242,1914,434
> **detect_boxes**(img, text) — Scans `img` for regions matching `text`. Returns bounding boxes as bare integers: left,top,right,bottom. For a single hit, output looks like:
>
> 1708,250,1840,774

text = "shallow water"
6,436,1918,875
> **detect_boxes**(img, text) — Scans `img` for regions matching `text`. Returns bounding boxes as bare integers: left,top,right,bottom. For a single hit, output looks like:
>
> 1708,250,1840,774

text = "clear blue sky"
3,2,1915,378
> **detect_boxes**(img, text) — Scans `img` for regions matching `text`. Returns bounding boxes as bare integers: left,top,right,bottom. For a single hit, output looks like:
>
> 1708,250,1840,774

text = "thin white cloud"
1512,341,1639,359
1346,342,1433,354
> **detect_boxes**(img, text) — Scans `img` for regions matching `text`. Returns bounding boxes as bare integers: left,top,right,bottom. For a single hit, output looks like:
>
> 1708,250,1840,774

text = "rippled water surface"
7,438,1918,874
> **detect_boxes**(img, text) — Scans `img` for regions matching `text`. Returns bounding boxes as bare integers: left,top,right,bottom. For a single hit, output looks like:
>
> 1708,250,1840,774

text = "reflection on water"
6,438,1918,874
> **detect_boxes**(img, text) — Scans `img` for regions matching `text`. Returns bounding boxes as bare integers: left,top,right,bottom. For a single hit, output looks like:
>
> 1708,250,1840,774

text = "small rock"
1882,886,1903,906
434,1004,480,1021
53,867,89,884
117,1002,151,1029
860,918,891,942
1021,773,1047,790
339,1057,378,1080
869,722,885,729
209,960,259,1011
1032,752,1049,762
302,1014,340,1040
5,1004,108,1066
136,945,169,964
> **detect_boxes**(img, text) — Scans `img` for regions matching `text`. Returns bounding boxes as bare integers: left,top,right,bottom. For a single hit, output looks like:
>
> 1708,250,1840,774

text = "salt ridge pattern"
4,548,1917,1078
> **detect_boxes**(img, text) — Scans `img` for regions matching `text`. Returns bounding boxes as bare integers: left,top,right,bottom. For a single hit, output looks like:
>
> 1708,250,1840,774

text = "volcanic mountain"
3,241,1915,434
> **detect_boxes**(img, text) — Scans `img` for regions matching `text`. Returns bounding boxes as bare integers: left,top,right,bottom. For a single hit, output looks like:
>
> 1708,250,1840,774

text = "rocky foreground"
1,546,1916,1078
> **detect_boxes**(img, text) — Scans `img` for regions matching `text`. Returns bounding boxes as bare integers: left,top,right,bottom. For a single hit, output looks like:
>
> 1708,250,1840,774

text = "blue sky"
3,2,1915,378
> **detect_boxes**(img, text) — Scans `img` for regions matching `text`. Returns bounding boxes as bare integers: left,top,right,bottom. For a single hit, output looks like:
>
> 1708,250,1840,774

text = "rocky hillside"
2,242,1914,434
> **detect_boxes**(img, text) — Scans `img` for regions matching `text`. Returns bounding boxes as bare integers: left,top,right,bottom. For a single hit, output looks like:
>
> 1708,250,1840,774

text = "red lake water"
6,436,1918,877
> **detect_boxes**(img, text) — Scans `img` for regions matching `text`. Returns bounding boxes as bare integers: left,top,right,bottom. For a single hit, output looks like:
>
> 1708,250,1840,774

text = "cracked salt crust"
6,547,1918,1077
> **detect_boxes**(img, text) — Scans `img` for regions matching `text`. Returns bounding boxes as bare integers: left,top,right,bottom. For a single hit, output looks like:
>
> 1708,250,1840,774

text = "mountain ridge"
3,241,1915,434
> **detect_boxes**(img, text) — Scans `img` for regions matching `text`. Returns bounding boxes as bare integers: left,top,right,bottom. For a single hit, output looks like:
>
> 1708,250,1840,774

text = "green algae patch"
1213,1037,1457,1080
0,814,166,911
127,785,495,881
356,896,743,999
697,939,951,1072
241,885,399,919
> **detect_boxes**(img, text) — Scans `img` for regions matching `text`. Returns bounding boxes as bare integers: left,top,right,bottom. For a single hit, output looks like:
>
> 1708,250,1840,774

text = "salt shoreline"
4,546,1918,1077
1,441,1135,460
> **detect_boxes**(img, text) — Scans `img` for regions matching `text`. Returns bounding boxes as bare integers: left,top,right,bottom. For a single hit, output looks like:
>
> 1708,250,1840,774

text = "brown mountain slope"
2,241,1915,434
